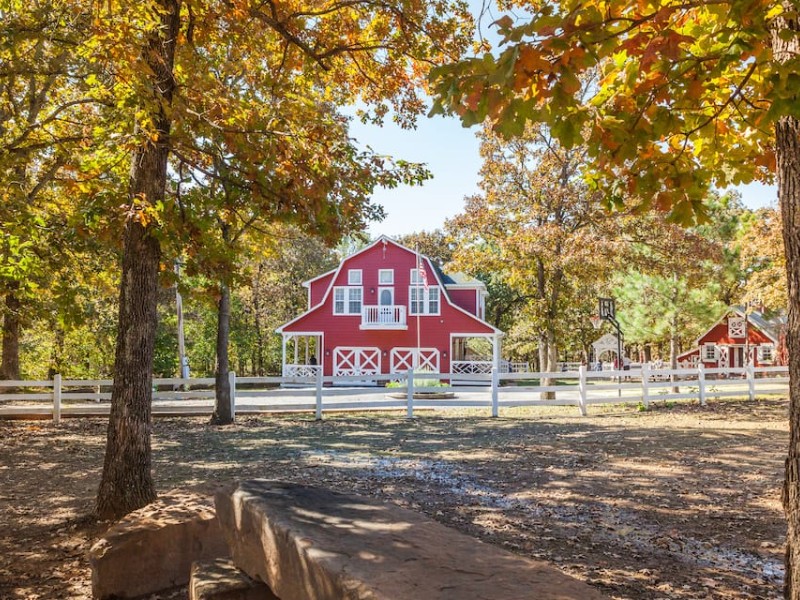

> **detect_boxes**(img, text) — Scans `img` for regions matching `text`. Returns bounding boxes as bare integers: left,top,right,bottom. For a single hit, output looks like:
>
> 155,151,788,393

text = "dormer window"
348,269,362,285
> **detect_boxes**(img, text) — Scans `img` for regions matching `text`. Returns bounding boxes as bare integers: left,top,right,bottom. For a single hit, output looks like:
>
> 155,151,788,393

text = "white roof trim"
444,283,486,290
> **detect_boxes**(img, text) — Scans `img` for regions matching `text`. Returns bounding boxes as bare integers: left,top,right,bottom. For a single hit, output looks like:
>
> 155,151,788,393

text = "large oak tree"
3,0,472,519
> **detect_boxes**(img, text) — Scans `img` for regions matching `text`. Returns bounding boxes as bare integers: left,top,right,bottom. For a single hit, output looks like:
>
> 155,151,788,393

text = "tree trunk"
49,323,65,378
95,0,180,521
670,312,679,394
540,327,558,400
537,331,548,377
772,7,800,597
211,283,233,425
253,264,264,376
1,285,21,381
779,101,800,600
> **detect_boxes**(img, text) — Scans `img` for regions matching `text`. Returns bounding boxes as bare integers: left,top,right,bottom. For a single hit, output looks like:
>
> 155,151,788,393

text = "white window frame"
703,343,717,361
427,287,440,314
410,268,423,285
408,286,441,316
348,269,362,285
758,344,775,363
333,286,362,315
379,269,394,285
334,288,346,314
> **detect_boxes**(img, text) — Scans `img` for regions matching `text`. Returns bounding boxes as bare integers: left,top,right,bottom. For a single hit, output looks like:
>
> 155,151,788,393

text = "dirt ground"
0,398,789,599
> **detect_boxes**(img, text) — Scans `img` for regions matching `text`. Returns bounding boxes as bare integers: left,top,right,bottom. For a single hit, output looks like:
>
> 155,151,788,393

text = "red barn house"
677,307,786,369
276,236,503,378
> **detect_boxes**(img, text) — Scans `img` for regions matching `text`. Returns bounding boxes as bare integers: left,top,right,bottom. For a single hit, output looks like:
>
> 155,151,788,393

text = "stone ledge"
216,480,608,600
190,558,278,600
89,491,229,599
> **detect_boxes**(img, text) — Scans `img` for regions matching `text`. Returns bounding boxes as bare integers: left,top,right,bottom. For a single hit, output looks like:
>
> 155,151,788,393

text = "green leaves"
430,0,787,224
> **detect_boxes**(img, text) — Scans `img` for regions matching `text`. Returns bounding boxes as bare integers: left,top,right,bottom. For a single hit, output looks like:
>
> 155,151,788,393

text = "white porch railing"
451,360,493,374
452,360,530,374
283,364,322,378
361,305,407,328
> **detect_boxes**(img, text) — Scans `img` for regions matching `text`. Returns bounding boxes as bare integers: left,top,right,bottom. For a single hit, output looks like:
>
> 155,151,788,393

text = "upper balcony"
360,305,407,329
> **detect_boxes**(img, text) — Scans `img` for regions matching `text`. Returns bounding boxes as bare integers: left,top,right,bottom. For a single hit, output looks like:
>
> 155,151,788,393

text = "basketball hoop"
590,315,604,330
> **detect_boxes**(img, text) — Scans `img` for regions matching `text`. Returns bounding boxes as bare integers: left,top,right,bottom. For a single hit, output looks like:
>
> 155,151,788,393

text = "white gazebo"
592,333,622,363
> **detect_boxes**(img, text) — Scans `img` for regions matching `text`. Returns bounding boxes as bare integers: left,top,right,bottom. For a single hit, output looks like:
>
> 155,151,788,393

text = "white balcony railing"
361,305,407,329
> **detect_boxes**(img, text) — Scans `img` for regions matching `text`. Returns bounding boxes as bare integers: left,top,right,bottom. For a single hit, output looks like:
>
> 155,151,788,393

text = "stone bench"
89,492,229,599
215,480,608,600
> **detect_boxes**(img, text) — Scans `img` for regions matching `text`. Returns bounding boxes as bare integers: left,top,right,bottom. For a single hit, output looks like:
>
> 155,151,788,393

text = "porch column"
281,334,287,377
492,334,502,372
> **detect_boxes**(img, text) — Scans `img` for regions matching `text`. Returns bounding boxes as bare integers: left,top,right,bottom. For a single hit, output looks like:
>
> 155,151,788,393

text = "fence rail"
0,364,789,423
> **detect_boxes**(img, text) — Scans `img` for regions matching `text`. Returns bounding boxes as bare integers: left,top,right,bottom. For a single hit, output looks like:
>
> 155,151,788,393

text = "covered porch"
281,333,323,377
450,333,507,374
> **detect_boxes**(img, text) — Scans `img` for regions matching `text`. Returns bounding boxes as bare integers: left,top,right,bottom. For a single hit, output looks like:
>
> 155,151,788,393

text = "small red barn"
276,236,503,377
677,307,786,369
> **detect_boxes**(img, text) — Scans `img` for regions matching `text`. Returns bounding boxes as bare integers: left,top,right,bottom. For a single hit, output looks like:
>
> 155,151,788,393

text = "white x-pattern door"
333,347,381,376
390,348,440,373
718,346,730,369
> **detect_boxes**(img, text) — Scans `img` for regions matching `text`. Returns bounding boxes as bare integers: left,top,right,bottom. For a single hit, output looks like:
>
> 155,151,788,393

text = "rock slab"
190,558,278,600
215,480,609,600
89,491,229,599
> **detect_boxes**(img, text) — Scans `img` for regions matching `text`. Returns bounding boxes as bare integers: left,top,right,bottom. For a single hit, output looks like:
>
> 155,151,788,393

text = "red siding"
283,240,496,375
698,320,772,346
448,289,478,314
309,272,334,307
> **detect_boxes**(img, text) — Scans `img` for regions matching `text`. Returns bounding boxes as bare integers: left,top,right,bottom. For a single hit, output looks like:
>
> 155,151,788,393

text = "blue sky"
353,113,778,238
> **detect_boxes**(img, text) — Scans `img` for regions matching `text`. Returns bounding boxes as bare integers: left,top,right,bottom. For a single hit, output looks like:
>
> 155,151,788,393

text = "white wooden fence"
0,364,789,423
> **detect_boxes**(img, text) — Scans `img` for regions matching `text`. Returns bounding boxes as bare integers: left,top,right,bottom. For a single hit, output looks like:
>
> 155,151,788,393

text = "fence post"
315,368,323,421
228,371,236,421
747,363,756,401
698,363,706,406
578,365,587,416
406,368,414,419
53,373,62,425
491,367,499,417
641,363,650,410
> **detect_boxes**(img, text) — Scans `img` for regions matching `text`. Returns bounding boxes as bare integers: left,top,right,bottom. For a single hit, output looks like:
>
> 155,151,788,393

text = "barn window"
379,269,394,284
333,287,362,315
427,287,440,314
728,317,745,338
409,287,440,315
348,269,362,285
348,287,362,314
758,345,775,363
334,288,345,314
703,344,717,361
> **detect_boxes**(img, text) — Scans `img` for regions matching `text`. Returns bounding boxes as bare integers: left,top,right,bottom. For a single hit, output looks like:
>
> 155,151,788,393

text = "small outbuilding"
677,307,786,369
